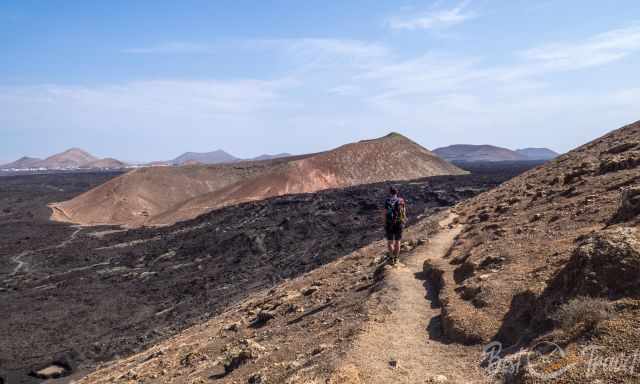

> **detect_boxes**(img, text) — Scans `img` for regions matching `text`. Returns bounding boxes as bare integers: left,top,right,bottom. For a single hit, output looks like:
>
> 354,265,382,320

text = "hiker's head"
389,186,398,196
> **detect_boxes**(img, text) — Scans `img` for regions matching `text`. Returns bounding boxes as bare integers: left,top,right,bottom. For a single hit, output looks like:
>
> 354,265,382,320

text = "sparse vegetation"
551,297,614,333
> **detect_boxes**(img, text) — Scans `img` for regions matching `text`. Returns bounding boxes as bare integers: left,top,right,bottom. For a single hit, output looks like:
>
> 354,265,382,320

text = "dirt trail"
342,215,488,384
10,227,82,275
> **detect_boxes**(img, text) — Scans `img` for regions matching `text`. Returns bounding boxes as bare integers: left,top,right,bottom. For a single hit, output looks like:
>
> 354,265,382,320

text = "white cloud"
3,26,640,160
388,1,476,30
358,54,484,99
327,85,362,96
0,78,305,160
63,79,289,114
521,25,640,71
0,78,298,140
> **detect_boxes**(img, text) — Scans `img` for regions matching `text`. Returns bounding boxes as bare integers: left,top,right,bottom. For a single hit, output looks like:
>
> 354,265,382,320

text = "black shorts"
385,224,403,241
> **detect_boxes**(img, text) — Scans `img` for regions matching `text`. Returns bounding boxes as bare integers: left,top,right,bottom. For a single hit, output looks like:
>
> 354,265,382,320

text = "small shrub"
552,297,613,333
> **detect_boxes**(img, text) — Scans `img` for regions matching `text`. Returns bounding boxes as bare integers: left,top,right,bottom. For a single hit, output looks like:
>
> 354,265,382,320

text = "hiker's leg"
394,225,402,258
385,225,394,257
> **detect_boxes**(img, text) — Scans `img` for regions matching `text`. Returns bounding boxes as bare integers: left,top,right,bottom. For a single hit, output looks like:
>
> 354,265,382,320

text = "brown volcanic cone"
51,133,465,227
42,148,98,168
438,120,640,382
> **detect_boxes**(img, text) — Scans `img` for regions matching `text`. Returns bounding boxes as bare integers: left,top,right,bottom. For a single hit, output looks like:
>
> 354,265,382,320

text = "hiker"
384,186,407,265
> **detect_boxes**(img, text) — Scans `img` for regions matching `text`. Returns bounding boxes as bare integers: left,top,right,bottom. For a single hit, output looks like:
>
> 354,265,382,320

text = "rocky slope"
51,133,466,227
430,120,640,382
1,166,522,384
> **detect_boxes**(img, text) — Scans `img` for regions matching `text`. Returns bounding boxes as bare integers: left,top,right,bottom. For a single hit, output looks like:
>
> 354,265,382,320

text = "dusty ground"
439,120,640,382
0,164,532,384
339,214,488,384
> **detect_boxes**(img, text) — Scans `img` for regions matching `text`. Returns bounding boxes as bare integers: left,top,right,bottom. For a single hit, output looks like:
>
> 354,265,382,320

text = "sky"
1,0,640,162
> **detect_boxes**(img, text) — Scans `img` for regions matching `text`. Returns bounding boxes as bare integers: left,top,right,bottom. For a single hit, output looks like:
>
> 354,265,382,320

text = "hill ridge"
51,133,465,227
2,148,128,170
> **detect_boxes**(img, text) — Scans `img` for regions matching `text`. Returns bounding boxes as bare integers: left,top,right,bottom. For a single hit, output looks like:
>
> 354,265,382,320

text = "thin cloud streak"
388,0,476,30
123,42,214,54
521,25,640,71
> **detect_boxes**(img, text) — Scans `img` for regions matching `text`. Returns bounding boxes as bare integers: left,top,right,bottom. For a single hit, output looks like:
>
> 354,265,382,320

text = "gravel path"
344,215,488,383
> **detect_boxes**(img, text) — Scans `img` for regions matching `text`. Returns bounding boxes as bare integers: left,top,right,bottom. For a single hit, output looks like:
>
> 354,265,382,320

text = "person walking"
384,186,407,265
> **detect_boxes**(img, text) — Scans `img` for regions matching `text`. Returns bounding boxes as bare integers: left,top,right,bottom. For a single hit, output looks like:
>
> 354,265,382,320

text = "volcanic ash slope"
50,133,466,227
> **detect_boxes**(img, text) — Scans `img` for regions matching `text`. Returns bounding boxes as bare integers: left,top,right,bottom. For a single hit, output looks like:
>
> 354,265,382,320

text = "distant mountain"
433,144,525,162
2,149,127,171
433,144,559,163
171,150,239,165
1,156,44,169
40,148,98,169
515,147,559,160
250,153,292,161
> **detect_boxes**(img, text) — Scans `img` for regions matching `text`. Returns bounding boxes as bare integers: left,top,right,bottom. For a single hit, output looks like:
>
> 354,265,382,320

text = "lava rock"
221,339,265,375
614,186,640,222
302,286,320,296
553,227,640,298
248,373,266,384
478,211,491,222
30,363,70,380
606,141,639,155
252,310,276,326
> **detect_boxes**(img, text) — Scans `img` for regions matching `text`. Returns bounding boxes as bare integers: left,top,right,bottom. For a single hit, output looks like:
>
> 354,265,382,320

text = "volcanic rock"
617,186,640,221
553,227,640,298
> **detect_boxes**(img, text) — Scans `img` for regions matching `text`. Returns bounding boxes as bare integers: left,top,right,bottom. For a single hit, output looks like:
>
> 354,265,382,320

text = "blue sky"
1,1,640,162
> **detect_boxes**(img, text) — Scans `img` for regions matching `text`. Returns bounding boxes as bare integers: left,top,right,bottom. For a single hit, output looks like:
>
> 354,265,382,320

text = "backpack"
386,197,407,225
